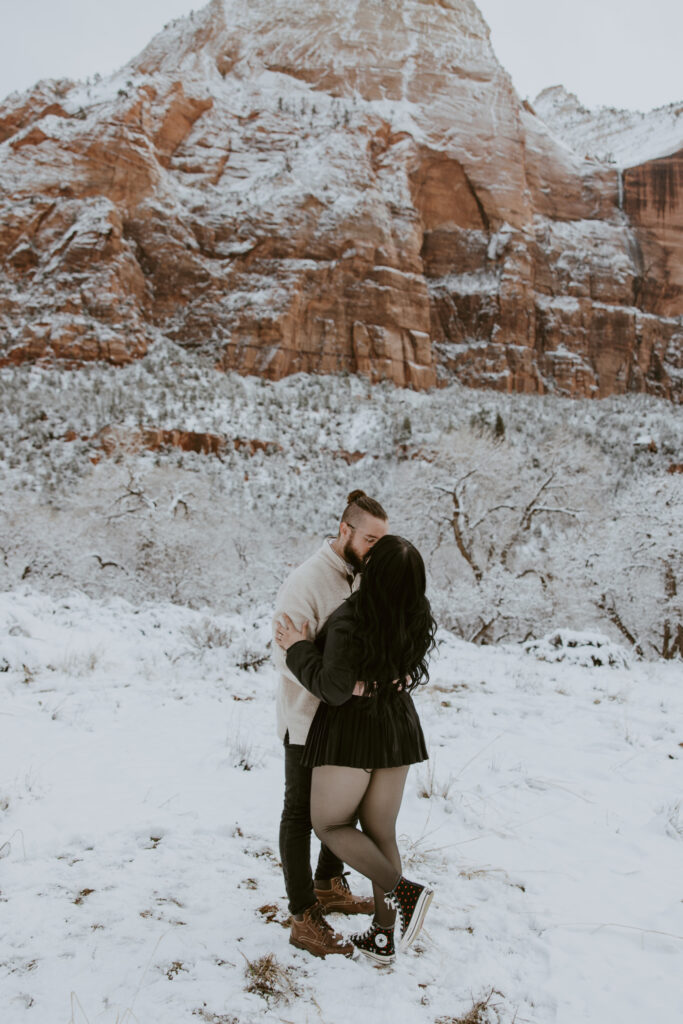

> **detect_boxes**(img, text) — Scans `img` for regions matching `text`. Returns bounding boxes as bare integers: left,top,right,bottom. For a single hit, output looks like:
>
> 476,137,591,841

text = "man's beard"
342,539,365,573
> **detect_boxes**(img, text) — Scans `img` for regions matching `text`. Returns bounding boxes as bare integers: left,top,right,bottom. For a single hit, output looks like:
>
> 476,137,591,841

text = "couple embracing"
272,490,437,965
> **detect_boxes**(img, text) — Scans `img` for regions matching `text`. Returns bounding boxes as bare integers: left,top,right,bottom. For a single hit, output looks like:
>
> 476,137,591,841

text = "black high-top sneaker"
383,876,434,950
350,920,396,965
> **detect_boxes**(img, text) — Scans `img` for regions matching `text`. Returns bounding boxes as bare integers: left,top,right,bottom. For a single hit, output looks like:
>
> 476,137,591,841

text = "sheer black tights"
310,765,409,927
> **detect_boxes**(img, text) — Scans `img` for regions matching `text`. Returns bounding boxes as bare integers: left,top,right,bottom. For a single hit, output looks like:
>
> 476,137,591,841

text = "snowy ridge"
534,84,683,168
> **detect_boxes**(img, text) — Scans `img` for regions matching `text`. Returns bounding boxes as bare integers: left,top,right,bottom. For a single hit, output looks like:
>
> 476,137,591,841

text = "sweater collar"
322,539,356,579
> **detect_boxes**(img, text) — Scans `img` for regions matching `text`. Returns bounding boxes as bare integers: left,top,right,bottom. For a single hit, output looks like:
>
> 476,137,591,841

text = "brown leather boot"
314,875,375,915
289,901,354,958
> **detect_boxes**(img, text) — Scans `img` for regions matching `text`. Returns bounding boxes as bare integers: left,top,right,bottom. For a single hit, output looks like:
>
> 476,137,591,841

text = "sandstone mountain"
1,0,681,398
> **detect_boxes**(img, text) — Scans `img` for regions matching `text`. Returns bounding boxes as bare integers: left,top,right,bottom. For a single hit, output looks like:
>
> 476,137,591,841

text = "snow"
429,270,500,296
1,589,681,1023
523,630,632,668
0,2,682,1011
533,85,683,169
0,358,680,657
533,295,581,314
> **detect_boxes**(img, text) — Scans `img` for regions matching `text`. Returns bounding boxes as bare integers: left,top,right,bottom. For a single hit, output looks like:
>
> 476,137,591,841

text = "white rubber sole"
354,946,396,966
399,886,434,950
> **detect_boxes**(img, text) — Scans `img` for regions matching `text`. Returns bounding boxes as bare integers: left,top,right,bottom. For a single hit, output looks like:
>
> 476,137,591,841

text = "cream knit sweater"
272,541,357,745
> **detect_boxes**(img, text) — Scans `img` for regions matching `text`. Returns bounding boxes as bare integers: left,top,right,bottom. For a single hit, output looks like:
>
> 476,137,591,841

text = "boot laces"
310,902,334,935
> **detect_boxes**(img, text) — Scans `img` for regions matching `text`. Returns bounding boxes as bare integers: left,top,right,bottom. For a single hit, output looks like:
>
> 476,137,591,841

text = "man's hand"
351,677,408,697
275,613,309,651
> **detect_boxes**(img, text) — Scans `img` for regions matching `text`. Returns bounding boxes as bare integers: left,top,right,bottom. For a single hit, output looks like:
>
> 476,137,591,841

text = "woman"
275,534,437,964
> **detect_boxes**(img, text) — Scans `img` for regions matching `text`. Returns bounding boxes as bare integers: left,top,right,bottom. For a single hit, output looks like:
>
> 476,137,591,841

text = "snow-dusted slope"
0,352,681,655
534,84,683,168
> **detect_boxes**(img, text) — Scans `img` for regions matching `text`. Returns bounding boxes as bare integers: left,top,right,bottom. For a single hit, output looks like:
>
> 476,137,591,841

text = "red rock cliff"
0,0,680,399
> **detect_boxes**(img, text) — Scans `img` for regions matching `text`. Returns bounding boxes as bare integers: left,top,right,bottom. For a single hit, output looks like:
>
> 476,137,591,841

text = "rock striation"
0,0,681,398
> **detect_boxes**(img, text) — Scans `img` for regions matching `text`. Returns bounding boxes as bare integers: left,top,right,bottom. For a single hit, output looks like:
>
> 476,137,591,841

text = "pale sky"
1,0,681,112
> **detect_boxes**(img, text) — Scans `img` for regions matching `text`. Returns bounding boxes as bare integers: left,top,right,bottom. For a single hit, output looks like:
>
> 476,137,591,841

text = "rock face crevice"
0,0,681,399
623,152,683,319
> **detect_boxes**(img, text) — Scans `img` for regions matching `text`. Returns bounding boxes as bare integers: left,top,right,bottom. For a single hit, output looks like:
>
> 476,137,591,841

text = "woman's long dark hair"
352,535,437,705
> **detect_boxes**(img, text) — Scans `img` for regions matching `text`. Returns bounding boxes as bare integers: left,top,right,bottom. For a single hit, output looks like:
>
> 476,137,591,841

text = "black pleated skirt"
301,692,428,770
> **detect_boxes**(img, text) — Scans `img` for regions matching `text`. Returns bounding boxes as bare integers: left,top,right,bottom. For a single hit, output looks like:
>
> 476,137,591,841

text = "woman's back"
348,535,437,700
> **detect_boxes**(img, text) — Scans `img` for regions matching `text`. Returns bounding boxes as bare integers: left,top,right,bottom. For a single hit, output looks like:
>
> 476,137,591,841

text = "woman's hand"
275,613,309,651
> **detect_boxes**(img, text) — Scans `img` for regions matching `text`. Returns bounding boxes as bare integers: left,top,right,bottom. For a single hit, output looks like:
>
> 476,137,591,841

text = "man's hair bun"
342,491,388,524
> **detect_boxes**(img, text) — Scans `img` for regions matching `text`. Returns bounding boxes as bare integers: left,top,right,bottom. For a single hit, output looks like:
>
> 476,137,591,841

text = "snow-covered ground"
0,358,680,1020
1,589,681,1024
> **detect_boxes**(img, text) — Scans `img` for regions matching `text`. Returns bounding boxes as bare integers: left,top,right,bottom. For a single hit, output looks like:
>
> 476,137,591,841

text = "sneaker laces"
383,890,405,930
350,920,381,943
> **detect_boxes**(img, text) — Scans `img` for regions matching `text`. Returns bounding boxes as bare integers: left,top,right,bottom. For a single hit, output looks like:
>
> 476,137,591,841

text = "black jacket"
285,598,360,707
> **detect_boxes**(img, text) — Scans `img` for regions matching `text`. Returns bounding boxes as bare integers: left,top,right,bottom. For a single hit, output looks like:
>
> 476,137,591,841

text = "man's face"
340,512,388,572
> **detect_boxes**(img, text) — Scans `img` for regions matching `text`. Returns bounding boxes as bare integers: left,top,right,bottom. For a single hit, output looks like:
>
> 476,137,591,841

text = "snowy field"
1,589,681,1024
0,359,681,1021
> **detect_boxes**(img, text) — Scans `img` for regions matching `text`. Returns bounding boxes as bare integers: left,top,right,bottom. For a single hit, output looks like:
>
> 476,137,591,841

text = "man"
272,489,389,958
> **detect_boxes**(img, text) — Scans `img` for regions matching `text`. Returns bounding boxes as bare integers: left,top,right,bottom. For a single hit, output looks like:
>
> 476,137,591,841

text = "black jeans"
279,736,344,915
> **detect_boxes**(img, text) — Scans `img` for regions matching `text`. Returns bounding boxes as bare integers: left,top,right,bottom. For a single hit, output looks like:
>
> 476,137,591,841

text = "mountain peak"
129,0,227,76
0,0,680,400
129,0,494,94
534,83,683,167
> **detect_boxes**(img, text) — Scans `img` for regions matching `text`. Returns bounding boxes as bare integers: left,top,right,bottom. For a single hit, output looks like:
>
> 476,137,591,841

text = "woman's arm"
276,612,358,706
